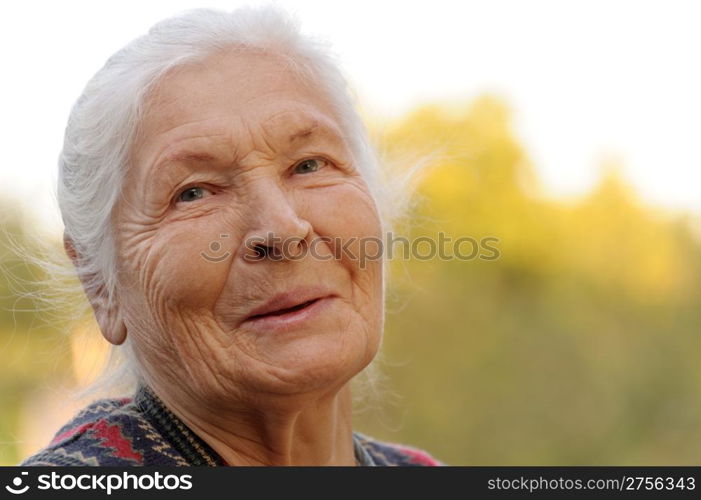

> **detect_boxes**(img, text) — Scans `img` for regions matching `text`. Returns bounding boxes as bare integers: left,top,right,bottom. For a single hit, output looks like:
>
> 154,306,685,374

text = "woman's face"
114,49,384,407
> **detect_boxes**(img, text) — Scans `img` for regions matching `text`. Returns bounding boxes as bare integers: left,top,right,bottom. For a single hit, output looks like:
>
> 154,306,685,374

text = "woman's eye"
177,186,208,203
293,158,325,174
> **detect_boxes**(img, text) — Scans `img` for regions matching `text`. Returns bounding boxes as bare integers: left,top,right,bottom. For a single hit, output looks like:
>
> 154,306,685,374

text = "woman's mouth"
248,298,319,319
242,289,337,332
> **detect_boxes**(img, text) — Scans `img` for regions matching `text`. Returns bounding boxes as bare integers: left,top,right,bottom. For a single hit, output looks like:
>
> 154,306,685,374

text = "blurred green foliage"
1,94,700,465
354,95,701,465
0,210,73,465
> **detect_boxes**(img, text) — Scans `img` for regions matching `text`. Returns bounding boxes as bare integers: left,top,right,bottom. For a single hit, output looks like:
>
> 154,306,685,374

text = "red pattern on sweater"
92,419,143,462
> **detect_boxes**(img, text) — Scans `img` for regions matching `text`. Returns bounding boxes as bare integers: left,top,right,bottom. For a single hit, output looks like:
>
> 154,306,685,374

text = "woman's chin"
236,337,373,397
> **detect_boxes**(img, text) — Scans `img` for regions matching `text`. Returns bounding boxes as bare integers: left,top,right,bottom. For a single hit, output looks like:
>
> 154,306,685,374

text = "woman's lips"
248,298,320,320
242,296,334,332
245,287,336,317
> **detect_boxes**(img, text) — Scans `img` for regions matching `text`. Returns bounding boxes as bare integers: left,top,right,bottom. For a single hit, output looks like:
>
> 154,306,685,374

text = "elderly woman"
21,6,440,466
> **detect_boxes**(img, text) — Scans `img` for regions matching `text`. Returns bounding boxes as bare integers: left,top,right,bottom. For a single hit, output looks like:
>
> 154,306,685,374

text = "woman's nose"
238,183,312,263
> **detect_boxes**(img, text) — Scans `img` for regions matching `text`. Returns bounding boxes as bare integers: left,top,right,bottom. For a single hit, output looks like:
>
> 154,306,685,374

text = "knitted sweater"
20,385,441,466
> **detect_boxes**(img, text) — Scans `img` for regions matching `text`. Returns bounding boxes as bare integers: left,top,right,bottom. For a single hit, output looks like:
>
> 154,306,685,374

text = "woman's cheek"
307,180,381,233
142,222,237,310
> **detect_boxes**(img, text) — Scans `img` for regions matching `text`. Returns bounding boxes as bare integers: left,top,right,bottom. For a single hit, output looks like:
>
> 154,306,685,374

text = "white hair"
25,5,423,400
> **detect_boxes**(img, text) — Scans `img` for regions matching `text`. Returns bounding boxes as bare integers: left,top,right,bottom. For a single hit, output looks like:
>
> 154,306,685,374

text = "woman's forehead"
142,48,329,126
133,50,343,167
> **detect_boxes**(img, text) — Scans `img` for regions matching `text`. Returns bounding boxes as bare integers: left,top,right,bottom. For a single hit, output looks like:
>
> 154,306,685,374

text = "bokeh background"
1,0,700,465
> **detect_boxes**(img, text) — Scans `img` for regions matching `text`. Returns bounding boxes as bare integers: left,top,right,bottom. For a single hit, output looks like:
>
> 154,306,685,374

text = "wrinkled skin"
73,48,384,465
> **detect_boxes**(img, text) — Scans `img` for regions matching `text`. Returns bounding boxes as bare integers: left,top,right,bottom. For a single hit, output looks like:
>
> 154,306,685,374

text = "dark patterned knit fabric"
20,385,442,466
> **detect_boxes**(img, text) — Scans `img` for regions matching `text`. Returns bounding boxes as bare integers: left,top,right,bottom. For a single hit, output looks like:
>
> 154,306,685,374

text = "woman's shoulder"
353,432,445,466
19,396,187,466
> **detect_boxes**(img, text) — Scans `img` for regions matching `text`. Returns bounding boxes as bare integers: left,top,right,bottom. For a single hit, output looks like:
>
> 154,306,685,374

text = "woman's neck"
149,382,357,466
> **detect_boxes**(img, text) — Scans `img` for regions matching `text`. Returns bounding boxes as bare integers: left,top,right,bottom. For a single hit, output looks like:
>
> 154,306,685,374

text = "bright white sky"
1,0,699,234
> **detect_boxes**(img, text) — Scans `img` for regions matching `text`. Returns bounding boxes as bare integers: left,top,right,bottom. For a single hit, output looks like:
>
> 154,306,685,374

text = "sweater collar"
134,384,224,466
134,384,375,466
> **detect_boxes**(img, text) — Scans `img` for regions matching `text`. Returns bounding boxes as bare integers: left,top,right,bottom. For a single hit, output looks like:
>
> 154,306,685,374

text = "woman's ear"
63,233,127,345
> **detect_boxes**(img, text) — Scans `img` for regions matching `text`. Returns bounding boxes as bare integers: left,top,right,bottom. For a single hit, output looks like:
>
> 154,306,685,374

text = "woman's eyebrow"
160,151,219,167
149,149,220,174
145,151,222,192
146,122,348,185
156,124,341,166
285,121,348,150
